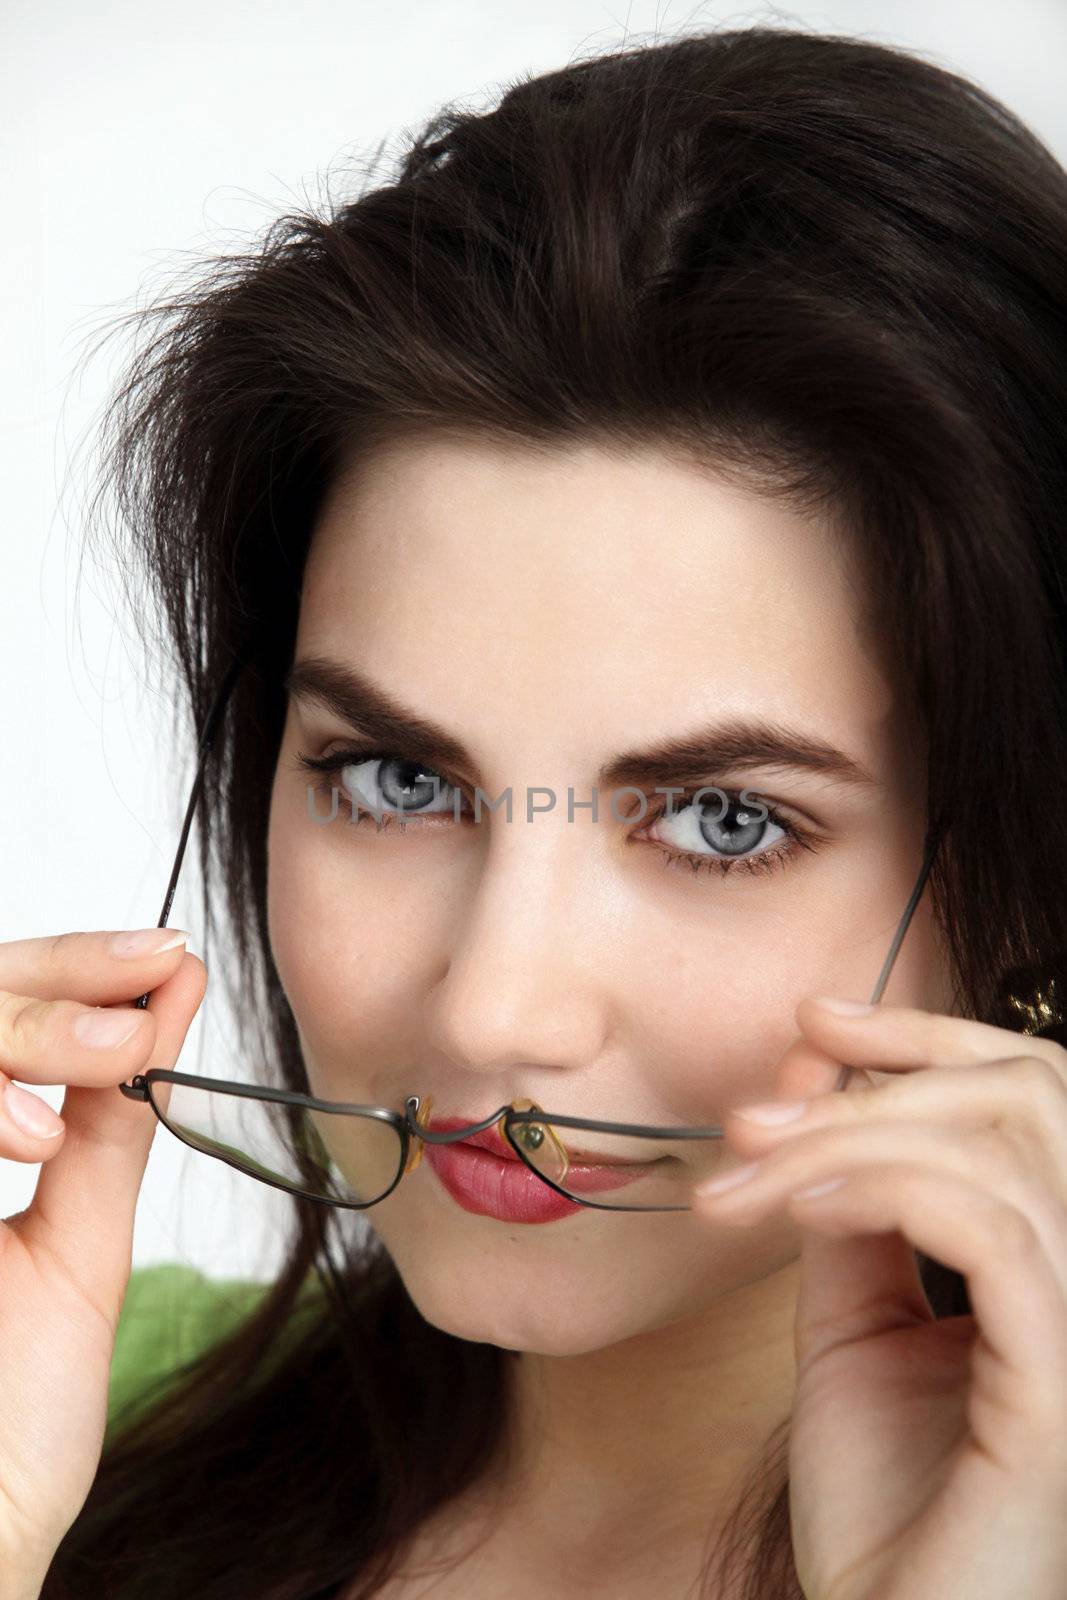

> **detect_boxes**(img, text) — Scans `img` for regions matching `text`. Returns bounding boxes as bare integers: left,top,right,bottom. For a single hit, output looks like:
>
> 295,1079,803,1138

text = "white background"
3,0,1066,1281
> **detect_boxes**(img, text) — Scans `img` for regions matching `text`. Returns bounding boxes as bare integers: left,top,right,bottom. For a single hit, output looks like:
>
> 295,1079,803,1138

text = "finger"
704,1116,1067,1303
767,1029,877,1103
794,995,1067,1076
728,1055,1067,1196
785,1163,1067,1443
702,1125,939,1356
13,952,207,1325
0,1072,67,1156
0,928,190,1006
0,987,159,1088
0,928,192,1087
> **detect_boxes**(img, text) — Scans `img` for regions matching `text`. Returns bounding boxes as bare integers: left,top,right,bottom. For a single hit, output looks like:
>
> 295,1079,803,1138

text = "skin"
265,432,955,1596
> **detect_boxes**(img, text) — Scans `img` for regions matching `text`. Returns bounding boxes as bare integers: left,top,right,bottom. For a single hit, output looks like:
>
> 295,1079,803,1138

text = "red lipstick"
422,1115,653,1224
429,1118,523,1160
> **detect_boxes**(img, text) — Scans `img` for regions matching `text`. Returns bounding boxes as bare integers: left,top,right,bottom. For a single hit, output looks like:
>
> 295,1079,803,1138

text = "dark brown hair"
43,22,1067,1598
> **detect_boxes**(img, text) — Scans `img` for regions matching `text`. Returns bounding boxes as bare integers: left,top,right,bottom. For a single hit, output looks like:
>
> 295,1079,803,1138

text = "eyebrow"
283,655,878,792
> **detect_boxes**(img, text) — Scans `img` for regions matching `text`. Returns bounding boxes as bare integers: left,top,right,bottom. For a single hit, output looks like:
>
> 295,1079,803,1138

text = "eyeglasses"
119,646,942,1214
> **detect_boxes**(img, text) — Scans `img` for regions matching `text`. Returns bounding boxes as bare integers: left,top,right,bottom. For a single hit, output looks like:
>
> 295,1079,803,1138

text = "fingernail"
73,1007,143,1048
792,1177,847,1201
109,928,190,958
811,996,874,1016
732,1099,808,1125
695,1161,760,1198
5,1081,63,1139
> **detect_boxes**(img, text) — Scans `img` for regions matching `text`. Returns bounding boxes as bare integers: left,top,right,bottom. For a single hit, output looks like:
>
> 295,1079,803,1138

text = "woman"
5,22,1067,1599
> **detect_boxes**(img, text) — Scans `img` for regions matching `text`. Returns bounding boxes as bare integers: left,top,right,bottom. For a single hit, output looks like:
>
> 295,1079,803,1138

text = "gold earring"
991,960,1067,1043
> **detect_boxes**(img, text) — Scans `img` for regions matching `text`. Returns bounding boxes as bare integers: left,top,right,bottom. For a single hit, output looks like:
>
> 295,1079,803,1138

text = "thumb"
771,1029,861,1101
20,952,207,1316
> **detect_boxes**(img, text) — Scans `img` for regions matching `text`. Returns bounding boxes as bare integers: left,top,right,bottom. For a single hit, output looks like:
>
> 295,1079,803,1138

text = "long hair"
43,24,1067,1598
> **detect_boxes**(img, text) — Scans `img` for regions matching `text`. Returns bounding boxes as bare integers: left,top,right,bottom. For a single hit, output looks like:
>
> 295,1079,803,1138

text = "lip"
427,1117,524,1160
423,1116,655,1224
427,1115,654,1166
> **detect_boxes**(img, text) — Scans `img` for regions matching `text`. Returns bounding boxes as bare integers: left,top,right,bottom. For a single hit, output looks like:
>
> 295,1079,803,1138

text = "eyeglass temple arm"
831,827,943,1093
120,642,252,1098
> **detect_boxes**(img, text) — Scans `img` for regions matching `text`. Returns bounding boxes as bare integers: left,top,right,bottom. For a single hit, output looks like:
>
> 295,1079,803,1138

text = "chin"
375,1234,676,1356
405,1287,644,1356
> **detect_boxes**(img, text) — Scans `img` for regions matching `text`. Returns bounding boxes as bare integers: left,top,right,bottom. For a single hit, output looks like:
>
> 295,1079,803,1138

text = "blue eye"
649,791,784,859
338,754,460,817
294,748,824,880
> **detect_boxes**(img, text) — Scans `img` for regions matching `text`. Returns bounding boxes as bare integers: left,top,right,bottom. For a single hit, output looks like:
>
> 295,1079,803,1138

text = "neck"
464,1255,802,1595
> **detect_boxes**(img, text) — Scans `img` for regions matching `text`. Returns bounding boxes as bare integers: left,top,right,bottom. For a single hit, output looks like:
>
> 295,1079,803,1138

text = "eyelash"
293,746,827,881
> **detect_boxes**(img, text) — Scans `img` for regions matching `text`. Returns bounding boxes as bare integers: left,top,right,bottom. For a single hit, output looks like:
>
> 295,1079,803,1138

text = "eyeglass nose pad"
403,1093,434,1175
507,1097,570,1182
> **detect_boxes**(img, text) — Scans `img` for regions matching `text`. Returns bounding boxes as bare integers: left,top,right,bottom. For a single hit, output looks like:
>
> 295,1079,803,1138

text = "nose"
423,820,613,1080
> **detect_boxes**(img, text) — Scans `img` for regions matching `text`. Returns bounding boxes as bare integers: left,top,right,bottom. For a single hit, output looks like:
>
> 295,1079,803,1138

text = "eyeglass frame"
118,641,944,1213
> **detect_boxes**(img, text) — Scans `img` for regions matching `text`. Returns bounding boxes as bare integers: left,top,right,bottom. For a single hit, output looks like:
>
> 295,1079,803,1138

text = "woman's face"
266,432,951,1356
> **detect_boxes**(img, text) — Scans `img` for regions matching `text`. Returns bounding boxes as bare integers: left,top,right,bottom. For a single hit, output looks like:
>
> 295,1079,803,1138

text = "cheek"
266,810,338,1018
266,807,439,1095
643,891,930,1120
616,950,805,1130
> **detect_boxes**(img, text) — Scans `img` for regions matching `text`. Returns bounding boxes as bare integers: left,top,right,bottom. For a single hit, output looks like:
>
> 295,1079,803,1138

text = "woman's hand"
692,997,1067,1600
0,930,205,1589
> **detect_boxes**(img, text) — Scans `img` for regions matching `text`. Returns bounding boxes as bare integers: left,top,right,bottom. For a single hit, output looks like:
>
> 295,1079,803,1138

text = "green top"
106,1263,325,1440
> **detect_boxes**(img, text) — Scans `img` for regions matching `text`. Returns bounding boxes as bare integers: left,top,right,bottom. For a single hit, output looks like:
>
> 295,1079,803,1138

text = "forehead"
297,433,905,782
